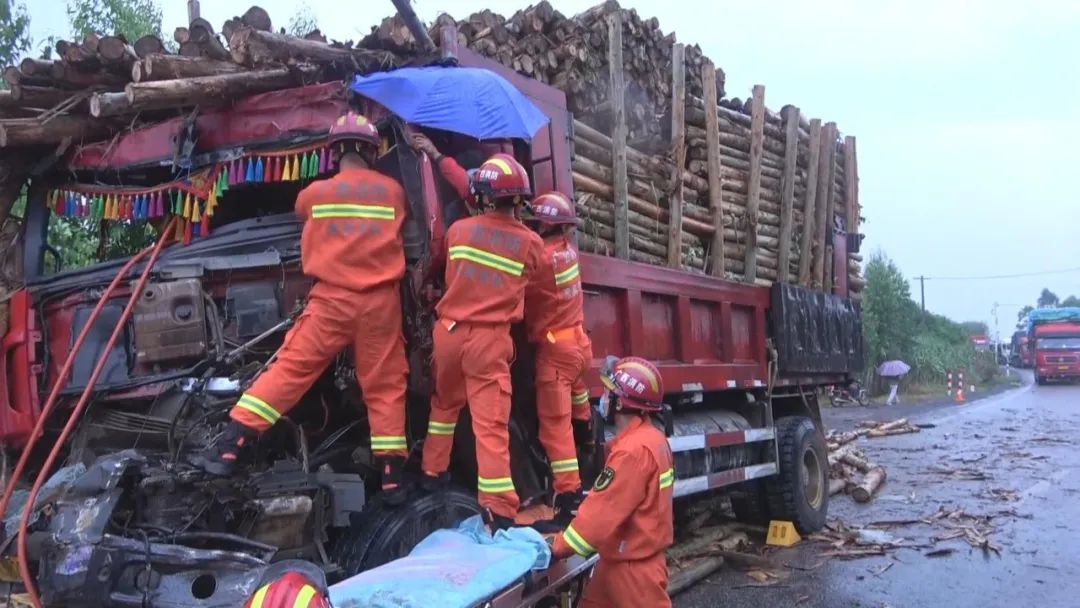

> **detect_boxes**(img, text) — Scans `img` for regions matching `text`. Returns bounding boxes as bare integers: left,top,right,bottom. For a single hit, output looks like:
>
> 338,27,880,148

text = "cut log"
133,35,167,58
230,27,395,70
90,92,133,117
828,478,847,496
132,54,247,82
49,63,127,88
701,61,724,277
799,119,822,287
0,115,110,147
175,27,191,45
241,6,273,32
81,33,101,54
99,36,138,68
743,85,765,282
667,43,686,269
18,59,54,77
667,557,724,597
839,452,874,474
606,10,629,260
4,66,52,88
11,85,79,109
852,466,886,503
125,66,321,112
777,105,800,282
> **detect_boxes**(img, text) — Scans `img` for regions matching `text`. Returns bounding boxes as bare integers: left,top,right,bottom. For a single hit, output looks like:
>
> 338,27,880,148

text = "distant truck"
1028,308,1080,385
1011,330,1032,368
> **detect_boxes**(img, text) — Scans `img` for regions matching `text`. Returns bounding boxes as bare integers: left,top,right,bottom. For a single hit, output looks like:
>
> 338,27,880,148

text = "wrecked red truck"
0,26,863,608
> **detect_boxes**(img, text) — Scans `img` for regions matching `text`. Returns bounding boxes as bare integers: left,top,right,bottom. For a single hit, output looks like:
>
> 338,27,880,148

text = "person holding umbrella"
877,360,911,405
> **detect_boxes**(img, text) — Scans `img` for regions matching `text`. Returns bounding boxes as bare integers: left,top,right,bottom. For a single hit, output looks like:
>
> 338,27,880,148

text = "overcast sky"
26,0,1080,338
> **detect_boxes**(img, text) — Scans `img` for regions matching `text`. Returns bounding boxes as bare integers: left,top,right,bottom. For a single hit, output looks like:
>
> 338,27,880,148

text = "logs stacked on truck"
0,6,399,147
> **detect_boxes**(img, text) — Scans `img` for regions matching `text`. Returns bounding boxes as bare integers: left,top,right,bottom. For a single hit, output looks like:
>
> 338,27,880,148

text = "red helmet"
328,111,380,149
472,153,531,201
529,191,578,227
600,356,664,413
243,563,329,608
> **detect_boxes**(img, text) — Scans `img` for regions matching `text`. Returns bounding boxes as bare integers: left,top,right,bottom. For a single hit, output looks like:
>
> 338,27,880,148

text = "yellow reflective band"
554,263,580,286
428,421,457,436
477,476,516,493
487,158,514,175
293,584,316,608
237,394,280,425
572,392,590,405
563,525,596,557
311,203,395,220
551,458,579,473
249,583,270,608
449,245,525,277
659,468,675,489
371,435,407,449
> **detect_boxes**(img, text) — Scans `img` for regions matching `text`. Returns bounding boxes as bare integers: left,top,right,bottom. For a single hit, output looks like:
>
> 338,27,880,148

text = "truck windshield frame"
1035,337,1080,350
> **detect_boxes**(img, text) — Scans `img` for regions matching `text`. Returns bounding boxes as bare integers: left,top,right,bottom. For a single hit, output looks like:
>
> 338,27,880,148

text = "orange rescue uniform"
524,234,594,493
229,167,410,458
421,212,544,519
552,416,674,608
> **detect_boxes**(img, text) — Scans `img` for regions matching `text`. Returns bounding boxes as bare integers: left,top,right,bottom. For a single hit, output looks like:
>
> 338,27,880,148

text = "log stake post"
607,11,630,260
819,122,839,291
844,134,859,240
743,84,765,283
702,62,724,277
777,105,800,283
667,43,686,269
812,122,835,290
799,119,822,287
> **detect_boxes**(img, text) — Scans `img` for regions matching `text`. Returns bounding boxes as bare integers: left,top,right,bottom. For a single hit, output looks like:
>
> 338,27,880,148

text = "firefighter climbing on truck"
523,190,594,524
420,151,546,531
541,355,675,608
192,112,413,502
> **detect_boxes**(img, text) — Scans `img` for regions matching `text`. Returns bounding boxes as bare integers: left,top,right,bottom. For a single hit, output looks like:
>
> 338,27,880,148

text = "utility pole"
917,275,926,311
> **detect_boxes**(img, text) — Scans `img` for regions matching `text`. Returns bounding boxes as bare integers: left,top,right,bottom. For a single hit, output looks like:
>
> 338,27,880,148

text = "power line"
921,266,1080,281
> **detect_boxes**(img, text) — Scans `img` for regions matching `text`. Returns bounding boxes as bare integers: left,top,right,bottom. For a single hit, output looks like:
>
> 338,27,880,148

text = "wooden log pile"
824,424,914,504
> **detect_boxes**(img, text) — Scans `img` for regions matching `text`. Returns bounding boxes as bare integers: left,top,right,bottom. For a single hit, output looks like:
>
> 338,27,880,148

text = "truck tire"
765,416,828,535
1036,375,1047,386
330,486,482,579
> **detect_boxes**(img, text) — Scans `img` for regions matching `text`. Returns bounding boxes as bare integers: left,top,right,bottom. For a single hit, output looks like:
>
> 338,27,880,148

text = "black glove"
529,519,565,534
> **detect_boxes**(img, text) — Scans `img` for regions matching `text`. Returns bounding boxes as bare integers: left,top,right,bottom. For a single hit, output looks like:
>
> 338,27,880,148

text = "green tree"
67,0,162,40
960,321,989,336
0,0,31,87
1016,304,1033,328
1038,288,1059,308
1062,295,1080,308
861,252,918,372
287,5,319,37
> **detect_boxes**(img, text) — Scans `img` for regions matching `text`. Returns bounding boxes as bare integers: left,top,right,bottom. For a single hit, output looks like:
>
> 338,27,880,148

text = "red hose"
15,218,177,607
0,246,154,530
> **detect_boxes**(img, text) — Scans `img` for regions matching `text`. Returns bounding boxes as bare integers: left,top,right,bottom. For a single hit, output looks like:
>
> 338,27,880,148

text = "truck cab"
1032,322,1080,384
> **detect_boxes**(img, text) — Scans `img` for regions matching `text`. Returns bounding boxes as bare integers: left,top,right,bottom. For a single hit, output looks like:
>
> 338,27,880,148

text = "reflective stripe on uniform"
477,475,515,493
659,467,675,489
449,245,525,277
551,458,579,473
370,435,407,450
427,420,457,435
292,584,317,608
562,524,596,557
554,263,580,286
572,391,590,405
311,203,395,220
249,583,270,608
236,393,280,426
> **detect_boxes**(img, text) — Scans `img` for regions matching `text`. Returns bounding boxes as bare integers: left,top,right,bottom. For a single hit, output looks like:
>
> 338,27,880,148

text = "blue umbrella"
350,66,549,140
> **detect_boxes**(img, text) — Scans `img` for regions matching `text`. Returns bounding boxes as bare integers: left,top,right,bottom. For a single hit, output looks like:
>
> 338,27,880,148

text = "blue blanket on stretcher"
328,515,551,608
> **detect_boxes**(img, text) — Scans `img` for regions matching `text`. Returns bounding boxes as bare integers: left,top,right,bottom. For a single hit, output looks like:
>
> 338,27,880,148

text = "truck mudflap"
482,554,599,608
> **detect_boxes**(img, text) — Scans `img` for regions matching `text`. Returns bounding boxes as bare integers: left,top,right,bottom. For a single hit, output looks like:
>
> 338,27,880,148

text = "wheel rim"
802,446,824,509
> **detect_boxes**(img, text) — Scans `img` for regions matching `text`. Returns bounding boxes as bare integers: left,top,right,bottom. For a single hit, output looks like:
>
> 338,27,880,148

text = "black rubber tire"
765,416,829,535
730,479,771,525
330,485,482,579
1036,376,1047,386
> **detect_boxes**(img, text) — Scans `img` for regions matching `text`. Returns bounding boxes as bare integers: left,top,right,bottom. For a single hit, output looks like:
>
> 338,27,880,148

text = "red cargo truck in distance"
1032,321,1080,385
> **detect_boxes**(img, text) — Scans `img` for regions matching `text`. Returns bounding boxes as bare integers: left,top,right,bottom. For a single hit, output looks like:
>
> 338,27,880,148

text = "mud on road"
675,372,1080,608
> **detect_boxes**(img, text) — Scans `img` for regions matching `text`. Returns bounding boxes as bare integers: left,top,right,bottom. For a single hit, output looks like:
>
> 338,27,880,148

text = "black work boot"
187,421,256,476
553,489,585,527
572,418,595,455
379,456,410,507
420,471,450,493
483,508,516,534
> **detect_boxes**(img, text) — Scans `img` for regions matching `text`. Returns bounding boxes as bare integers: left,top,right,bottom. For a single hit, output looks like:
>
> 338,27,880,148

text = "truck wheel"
730,479,771,525
1036,375,1047,386
330,486,482,578
765,416,828,535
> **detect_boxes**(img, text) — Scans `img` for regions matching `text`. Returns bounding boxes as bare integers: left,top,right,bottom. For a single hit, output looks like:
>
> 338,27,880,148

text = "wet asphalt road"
675,371,1080,607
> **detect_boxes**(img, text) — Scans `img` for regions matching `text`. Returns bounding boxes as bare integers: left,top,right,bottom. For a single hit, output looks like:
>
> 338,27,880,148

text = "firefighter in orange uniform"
192,112,411,501
523,191,594,523
420,152,545,531
549,356,674,608
242,561,330,608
